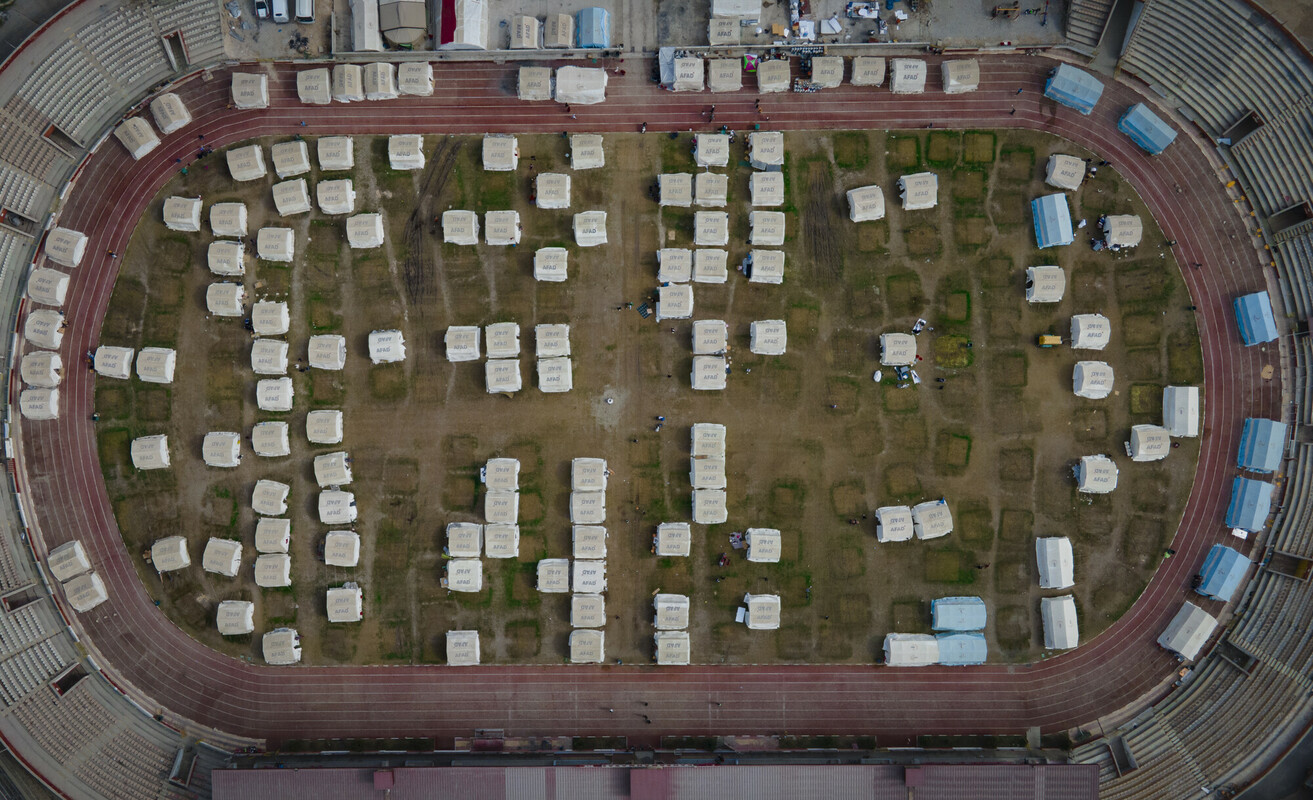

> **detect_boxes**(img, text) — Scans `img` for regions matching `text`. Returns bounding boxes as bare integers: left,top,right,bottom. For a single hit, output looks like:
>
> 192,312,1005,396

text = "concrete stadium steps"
76,6,170,91
1296,340,1313,427
14,41,116,145
0,641,65,707
7,684,115,764
1230,106,1313,217
0,231,32,285
154,0,227,66
0,602,59,663
74,730,173,800
1272,225,1313,319
1268,443,1313,554
1067,0,1116,51
0,169,47,223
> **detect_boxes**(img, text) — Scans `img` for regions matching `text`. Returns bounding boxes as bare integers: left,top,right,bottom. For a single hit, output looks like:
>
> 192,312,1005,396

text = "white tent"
746,528,782,563
707,59,742,92
536,173,571,209
368,329,406,364
1073,361,1114,400
273,179,312,216
136,347,176,384
262,628,301,664
397,62,434,96
313,451,354,487
572,458,608,491
1070,314,1110,350
658,249,693,284
484,523,520,558
210,203,248,238
253,480,291,516
19,389,58,420
257,377,294,412
93,346,133,380
331,64,365,102
272,141,311,179
912,500,954,540
482,135,519,171
64,573,108,613
748,250,785,284
446,630,480,665
350,0,383,50
388,134,425,170
252,301,290,336
744,593,781,630
695,172,729,208
899,173,938,210
255,554,292,588
811,56,844,88
851,56,887,86
544,12,574,47
572,593,606,628
941,59,979,93
485,210,522,246
24,309,64,348
692,319,729,355
485,322,521,358
163,197,202,232
327,583,364,623
690,457,726,489
363,62,398,100
659,173,693,208
226,144,267,182
202,538,242,577
318,137,355,171
1158,602,1218,661
44,228,87,268
672,56,705,92
574,211,608,247
555,66,608,105
692,355,727,391
537,357,573,393
440,0,488,49
1026,266,1066,303
1041,595,1079,649
1103,214,1143,248
690,424,725,457
202,432,242,468
1130,424,1171,462
1046,154,1085,191
750,319,787,355
570,491,606,525
569,629,604,663
654,593,690,630
570,134,605,170
573,560,607,593
573,525,607,559
445,326,481,361
875,505,914,543
1077,455,1119,493
207,240,245,276
695,134,730,167
318,490,358,524
316,179,356,215
231,72,269,109
694,212,729,247
216,600,254,635
750,172,785,207
446,559,483,592
257,227,295,262
256,518,291,554
485,490,519,523
130,435,170,470
655,631,691,665
347,214,385,249
537,558,570,593
1163,386,1200,438
49,543,92,589
518,67,553,101
20,351,61,388
308,334,347,370
307,409,344,444
847,185,886,222
883,633,939,666
890,59,926,93
324,530,360,566
692,249,728,284
151,536,190,573
655,522,691,557
150,92,191,134
693,488,728,524
534,248,568,282
442,210,479,246
756,59,790,94
1036,537,1075,589
880,332,917,366
114,117,159,160
748,131,784,169
485,359,522,393
296,68,331,105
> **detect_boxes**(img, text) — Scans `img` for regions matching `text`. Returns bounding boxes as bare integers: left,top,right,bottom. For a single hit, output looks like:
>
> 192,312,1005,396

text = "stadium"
0,0,1308,797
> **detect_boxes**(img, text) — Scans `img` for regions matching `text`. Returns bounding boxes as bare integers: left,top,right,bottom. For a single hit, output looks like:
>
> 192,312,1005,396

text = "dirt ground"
97,127,1201,667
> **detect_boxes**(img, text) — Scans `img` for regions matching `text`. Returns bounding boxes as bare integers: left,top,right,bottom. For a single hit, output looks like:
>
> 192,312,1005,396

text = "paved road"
11,55,1280,748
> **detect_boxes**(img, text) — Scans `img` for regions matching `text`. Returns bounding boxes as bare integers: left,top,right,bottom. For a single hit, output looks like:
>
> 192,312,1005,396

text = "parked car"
271,0,289,23
254,0,269,19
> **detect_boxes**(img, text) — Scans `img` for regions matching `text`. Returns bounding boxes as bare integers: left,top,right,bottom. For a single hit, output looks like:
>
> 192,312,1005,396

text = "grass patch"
95,386,130,419
1168,329,1204,384
925,131,960,168
1122,312,1163,347
368,365,408,401
963,131,997,164
886,134,921,171
883,463,921,499
881,384,919,413
924,548,976,584
941,290,971,323
832,131,869,170
998,447,1035,482
933,430,972,475
995,351,1027,387
97,428,131,481
885,272,925,316
933,335,973,368
890,599,927,633
1129,383,1164,415
999,509,1034,543
904,225,941,257
951,169,986,203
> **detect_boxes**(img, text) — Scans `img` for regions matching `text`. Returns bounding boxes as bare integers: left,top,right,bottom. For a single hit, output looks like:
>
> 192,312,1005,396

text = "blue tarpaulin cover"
1196,544,1251,602
1044,64,1104,115
1233,291,1278,345
1237,417,1288,473
931,596,987,631
1032,193,1073,249
1225,476,1275,532
936,633,987,665
577,7,610,48
1118,103,1177,154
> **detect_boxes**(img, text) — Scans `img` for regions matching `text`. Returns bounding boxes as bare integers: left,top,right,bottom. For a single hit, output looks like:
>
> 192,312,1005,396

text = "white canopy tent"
272,180,312,216
847,185,886,222
744,594,781,630
884,633,939,666
537,357,573,393
447,520,485,555
692,249,728,284
227,145,267,182
130,435,170,470
255,518,291,554
658,249,693,284
574,211,608,247
368,329,406,364
655,631,691,665
1073,361,1114,400
306,410,344,444
149,93,191,134
485,322,521,358
445,326,481,361
912,500,954,540
1026,266,1066,303
231,72,269,109
216,600,255,635
20,352,61,388
440,0,489,49
693,488,728,524
485,210,522,246
690,457,726,490
876,505,914,543
314,451,354,487
573,560,607,593
44,228,87,268
569,629,604,663
537,559,570,593
692,423,726,458
255,554,292,588
692,319,729,355
654,593,691,630
253,480,291,516
24,309,65,348
1164,386,1200,438
851,56,887,86
750,319,787,355
694,212,729,247
555,67,608,105
890,59,926,93
695,134,730,167
318,490,358,524
572,458,608,492
308,335,347,370
207,240,245,276
750,172,785,207
485,490,520,523
1077,455,1119,493
316,179,356,215
64,573,108,613
202,432,242,468
151,536,190,573
397,62,434,95
1046,154,1085,191
484,523,520,558
326,583,364,623
210,203,248,238
48,541,90,582
536,173,571,209
324,530,361,566
163,197,202,232
388,134,425,170
692,356,727,391
659,173,693,208
202,538,242,577
446,630,480,665
94,346,133,379
811,56,844,88
708,59,742,92
756,59,789,94
572,525,607,559
655,522,691,557
272,141,311,179
941,59,979,93
318,137,354,171
136,348,175,384
442,210,479,245
880,333,917,366
570,134,605,169
572,593,606,628
899,173,938,210
534,248,568,282
113,117,159,160
26,269,68,307
446,559,483,592
257,227,295,262
518,67,553,101
331,64,365,102
482,135,519,171
746,528,782,563
1036,537,1075,589
1102,214,1143,248
1041,595,1079,649
296,68,331,105
485,360,522,394
262,628,301,665
347,213,385,249
363,62,398,100
1158,602,1218,661
748,131,785,169
1070,314,1110,350
672,56,705,92
252,301,290,336
19,389,58,420
257,377,294,412
749,211,785,246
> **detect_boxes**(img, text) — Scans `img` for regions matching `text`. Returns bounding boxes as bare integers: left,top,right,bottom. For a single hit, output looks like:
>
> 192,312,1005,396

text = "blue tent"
1237,417,1288,473
936,633,987,666
931,596,987,631
1044,64,1104,115
577,7,610,48
1234,292,1279,345
1118,104,1177,154
1032,193,1074,249
1196,544,1251,602
1225,476,1275,532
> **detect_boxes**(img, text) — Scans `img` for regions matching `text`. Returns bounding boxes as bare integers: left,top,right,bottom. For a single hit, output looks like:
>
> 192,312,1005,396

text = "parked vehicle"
254,0,270,19
271,0,289,23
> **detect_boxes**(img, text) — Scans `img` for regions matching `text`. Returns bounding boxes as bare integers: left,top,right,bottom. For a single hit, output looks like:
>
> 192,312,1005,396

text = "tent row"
203,416,344,467
656,248,784,286
22,346,175,389
715,57,976,96
516,66,609,105
49,541,108,613
883,633,987,666
658,172,730,209
440,209,605,248
295,63,434,105
536,558,608,594
874,500,954,542
113,92,196,160
570,458,608,525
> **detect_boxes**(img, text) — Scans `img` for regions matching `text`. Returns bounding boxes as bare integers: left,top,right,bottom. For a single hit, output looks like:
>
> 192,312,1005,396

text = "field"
96,128,1201,666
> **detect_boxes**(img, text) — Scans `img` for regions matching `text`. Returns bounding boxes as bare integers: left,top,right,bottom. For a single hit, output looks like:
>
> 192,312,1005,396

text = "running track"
10,55,1280,747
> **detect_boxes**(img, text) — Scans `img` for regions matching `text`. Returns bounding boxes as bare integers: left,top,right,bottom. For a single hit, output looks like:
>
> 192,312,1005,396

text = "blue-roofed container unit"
936,633,987,666
1118,103,1178,154
1044,64,1104,115
931,596,987,631
1226,476,1275,533
1196,544,1251,603
1032,193,1074,249
1237,417,1288,473
576,7,610,48
1233,291,1279,345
